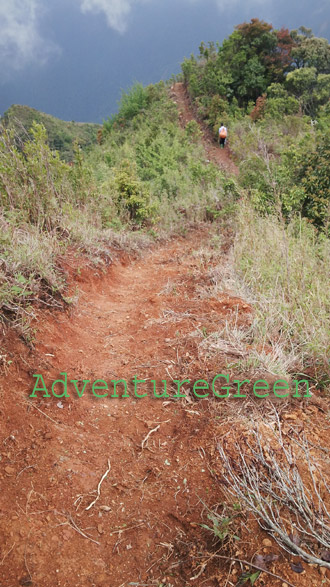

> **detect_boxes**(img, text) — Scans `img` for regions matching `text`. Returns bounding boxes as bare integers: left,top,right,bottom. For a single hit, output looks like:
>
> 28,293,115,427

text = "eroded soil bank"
1,227,327,586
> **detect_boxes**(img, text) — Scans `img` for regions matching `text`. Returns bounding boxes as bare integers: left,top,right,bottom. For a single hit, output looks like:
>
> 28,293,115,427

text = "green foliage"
0,81,230,331
181,18,299,131
0,120,118,331
285,67,319,114
228,112,319,222
69,140,98,204
291,33,330,72
201,513,232,541
3,104,100,162
296,138,330,229
185,120,202,142
264,83,300,118
201,511,240,542
114,160,156,224
229,106,330,232
238,571,261,586
181,21,330,131
103,82,156,132
93,82,224,229
0,122,71,228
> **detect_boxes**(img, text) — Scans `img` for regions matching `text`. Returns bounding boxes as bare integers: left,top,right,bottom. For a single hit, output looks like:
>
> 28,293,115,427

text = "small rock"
291,561,304,573
5,466,15,475
262,538,272,547
63,529,72,541
19,575,32,586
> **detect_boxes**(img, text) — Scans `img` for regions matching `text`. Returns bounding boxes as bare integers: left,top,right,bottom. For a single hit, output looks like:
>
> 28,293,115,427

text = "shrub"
114,160,157,224
296,138,330,230
104,83,151,132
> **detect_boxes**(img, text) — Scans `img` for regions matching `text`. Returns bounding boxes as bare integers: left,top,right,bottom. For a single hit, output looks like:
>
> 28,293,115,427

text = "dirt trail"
170,82,239,176
0,230,254,586
0,92,325,587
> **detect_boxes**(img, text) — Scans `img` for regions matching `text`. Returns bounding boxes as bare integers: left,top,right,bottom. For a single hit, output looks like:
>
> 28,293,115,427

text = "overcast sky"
0,0,329,122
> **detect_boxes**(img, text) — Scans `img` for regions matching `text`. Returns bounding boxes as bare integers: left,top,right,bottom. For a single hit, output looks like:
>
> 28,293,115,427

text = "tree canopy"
181,19,330,118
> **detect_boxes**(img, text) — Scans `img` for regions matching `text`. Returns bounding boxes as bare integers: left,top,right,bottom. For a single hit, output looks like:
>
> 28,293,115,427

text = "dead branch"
67,514,100,545
193,553,298,587
141,425,160,450
218,415,330,569
85,459,111,511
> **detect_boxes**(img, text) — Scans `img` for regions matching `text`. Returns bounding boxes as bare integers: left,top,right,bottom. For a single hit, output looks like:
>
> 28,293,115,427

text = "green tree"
218,19,289,104
291,35,330,73
286,68,330,115
297,138,330,230
285,67,317,113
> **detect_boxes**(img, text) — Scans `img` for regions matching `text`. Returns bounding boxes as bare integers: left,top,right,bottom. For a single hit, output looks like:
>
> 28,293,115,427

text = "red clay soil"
1,230,328,587
0,94,329,587
0,231,246,587
170,83,239,176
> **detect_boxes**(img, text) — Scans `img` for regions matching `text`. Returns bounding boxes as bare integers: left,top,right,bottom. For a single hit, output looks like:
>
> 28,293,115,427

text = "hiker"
219,123,227,148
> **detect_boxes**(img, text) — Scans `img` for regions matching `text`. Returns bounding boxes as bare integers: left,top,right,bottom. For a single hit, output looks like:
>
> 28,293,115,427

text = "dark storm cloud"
0,0,329,121
0,0,60,73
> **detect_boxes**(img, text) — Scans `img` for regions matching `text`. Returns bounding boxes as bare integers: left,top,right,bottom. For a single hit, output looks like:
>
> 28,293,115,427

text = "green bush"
296,138,330,229
114,160,157,224
104,83,152,132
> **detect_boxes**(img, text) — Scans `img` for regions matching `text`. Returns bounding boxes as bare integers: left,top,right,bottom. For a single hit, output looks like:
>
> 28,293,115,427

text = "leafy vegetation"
181,20,330,230
180,20,330,381
0,82,229,335
2,104,100,162
1,19,330,383
87,81,227,230
182,20,330,127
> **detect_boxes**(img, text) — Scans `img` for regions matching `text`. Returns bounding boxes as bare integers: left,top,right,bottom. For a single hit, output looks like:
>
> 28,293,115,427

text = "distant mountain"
2,104,100,162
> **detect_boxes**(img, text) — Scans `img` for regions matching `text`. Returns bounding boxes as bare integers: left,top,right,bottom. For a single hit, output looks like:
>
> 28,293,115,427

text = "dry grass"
218,411,330,568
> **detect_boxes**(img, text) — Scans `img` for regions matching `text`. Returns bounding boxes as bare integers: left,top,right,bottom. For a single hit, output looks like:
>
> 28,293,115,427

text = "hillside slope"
1,19,330,585
171,82,238,175
3,104,100,161
0,82,329,587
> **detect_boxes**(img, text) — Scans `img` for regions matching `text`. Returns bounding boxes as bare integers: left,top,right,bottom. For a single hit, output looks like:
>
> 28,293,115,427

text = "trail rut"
0,230,250,586
0,88,324,587
171,82,239,176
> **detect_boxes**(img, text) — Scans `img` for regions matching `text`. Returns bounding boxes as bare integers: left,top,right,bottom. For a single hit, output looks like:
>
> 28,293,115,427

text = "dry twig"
85,459,111,511
194,553,297,587
218,414,330,568
141,425,160,450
